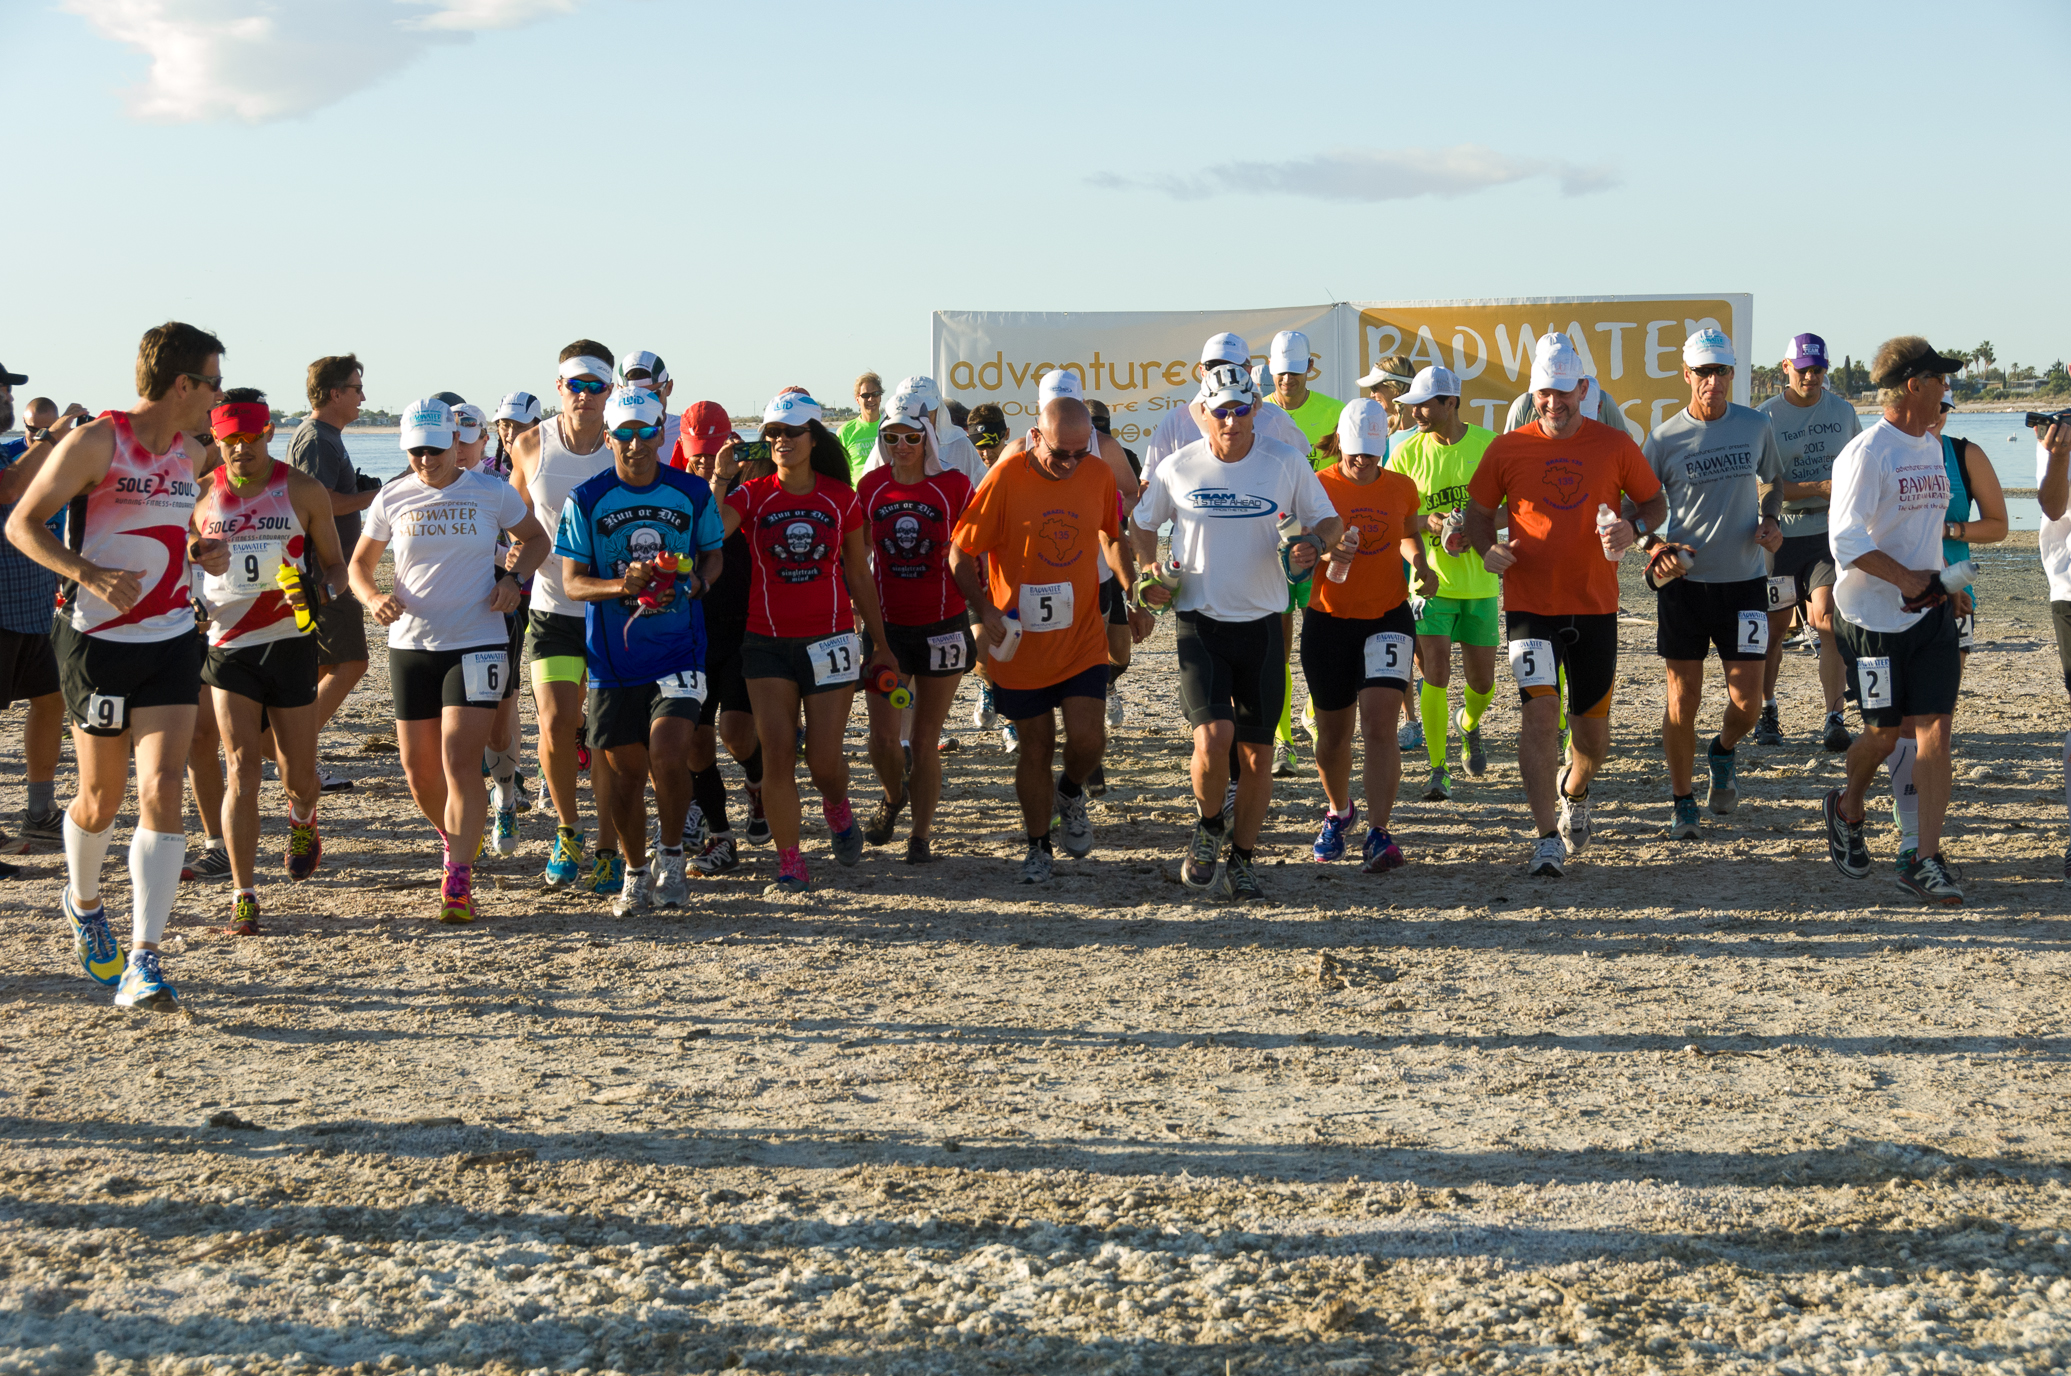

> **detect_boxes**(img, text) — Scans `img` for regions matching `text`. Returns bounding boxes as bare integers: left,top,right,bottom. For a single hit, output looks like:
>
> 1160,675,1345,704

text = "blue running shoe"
64,889,124,986
1361,828,1405,873
1311,806,1358,862
543,827,582,888
114,948,177,1012
829,822,864,868
588,849,625,896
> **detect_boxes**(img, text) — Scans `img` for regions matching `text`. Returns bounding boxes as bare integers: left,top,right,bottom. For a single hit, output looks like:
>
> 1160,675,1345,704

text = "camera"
355,470,383,492
734,439,772,466
2026,409,2071,429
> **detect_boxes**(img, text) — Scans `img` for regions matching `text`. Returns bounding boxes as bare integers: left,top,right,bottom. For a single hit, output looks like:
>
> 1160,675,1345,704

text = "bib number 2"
1362,631,1412,681
461,651,507,703
1737,609,1770,655
1018,581,1074,632
1856,655,1894,711
809,632,861,686
1508,637,1557,689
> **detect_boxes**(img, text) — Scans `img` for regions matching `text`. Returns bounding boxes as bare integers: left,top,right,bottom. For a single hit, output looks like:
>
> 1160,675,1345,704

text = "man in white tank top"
190,390,350,938
4,322,229,1013
504,341,623,892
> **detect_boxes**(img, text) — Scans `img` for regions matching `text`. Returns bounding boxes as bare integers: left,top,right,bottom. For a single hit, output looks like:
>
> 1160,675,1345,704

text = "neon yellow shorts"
527,610,589,685
1414,595,1499,648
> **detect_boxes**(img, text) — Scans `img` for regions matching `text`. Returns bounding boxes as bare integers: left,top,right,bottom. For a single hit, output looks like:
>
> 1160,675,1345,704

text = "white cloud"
1089,144,1620,203
63,0,583,123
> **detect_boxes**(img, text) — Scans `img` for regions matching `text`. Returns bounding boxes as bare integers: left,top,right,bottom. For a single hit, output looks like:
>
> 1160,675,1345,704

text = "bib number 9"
925,631,968,672
1766,574,1797,610
1017,581,1074,632
1362,631,1412,681
1508,637,1557,689
1737,609,1770,655
461,650,506,703
1856,655,1894,710
83,692,126,732
226,539,284,597
809,632,861,686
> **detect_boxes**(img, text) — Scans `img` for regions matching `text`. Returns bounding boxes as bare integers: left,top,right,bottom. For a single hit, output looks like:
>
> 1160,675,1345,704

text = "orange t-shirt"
1466,418,1662,616
951,450,1120,690
1306,465,1421,619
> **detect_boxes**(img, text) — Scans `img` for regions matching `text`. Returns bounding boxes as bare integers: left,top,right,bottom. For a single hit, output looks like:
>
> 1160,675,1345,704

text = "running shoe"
588,850,625,896
1399,718,1425,753
512,769,532,813
21,808,63,846
1895,851,1964,906
318,770,355,793
1106,695,1126,729
693,835,740,876
0,860,20,881
1225,848,1268,904
764,873,812,898
285,816,322,881
1000,722,1019,751
1821,787,1870,878
1705,739,1738,814
64,888,123,986
829,820,864,868
1087,764,1108,798
1181,821,1224,891
1822,711,1852,753
905,835,932,865
1557,767,1592,854
680,804,709,857
744,783,770,844
1054,788,1094,858
544,826,582,887
440,865,475,925
1529,835,1566,878
1456,707,1487,778
864,787,907,846
1669,796,1701,840
974,682,998,730
613,866,654,917
186,844,232,883
225,892,261,937
113,948,178,1012
1018,842,1054,885
492,802,518,857
1753,701,1783,746
654,851,690,908
1422,767,1451,802
1311,805,1358,862
1272,741,1297,778
1361,827,1405,874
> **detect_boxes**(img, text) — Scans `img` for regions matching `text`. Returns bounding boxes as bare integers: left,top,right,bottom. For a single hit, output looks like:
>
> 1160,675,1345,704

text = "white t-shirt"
1827,418,1950,634
2037,439,2071,604
364,469,532,651
1131,434,1335,621
1141,398,1308,483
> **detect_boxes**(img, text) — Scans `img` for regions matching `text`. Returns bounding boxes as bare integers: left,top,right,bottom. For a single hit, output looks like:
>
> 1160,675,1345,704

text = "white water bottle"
1326,525,1359,583
991,608,1023,662
1596,503,1622,561
1939,560,1976,593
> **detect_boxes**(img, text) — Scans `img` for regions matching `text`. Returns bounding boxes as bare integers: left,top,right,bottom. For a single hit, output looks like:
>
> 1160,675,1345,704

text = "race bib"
1737,610,1770,655
1856,655,1894,710
1362,631,1412,680
227,539,284,598
82,693,125,732
461,650,507,703
925,631,968,673
1508,637,1557,689
657,670,707,701
1766,574,1797,610
808,632,861,686
1956,611,1975,651
1018,581,1074,632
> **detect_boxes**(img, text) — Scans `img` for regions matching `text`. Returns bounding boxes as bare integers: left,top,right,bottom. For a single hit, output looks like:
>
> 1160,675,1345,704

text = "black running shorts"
1767,532,1837,603
0,628,58,708
203,634,320,709
54,621,204,736
1175,610,1284,743
1833,604,1960,728
389,643,515,721
588,679,703,752
868,614,977,679
991,661,1108,723
1300,602,1417,712
1657,576,1770,663
1505,610,1618,719
740,630,864,698
697,619,752,726
313,590,369,667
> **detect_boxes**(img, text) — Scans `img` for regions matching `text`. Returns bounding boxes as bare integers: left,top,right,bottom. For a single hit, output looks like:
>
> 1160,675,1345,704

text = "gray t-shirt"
287,418,359,551
1757,390,1860,538
1642,403,1784,583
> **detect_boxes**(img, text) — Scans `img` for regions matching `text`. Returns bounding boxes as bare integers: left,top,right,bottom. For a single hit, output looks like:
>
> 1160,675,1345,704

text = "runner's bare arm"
288,468,350,595
0,408,86,504
1954,442,2009,545
182,487,230,577
501,432,542,569
348,534,405,625
1465,500,1514,575
2,419,144,606
719,503,743,539
503,512,550,583
948,544,1004,646
1098,433,1139,507
1401,534,1439,597
694,545,723,598
840,526,898,676
564,557,635,603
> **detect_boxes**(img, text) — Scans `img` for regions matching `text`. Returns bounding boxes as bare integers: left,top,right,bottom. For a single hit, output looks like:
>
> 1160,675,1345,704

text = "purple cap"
1787,333,1829,369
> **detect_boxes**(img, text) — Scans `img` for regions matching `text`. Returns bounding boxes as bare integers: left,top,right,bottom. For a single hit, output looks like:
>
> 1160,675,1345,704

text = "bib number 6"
1508,637,1557,689
461,650,506,703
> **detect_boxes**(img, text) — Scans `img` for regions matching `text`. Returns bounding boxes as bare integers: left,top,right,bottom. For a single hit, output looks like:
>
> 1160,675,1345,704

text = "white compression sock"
1887,735,1919,851
63,811,115,907
486,744,519,785
2062,729,2071,827
128,829,186,948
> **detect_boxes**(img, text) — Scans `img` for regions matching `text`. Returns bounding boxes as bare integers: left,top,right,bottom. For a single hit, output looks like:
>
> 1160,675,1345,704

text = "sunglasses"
1044,442,1092,461
882,431,926,447
858,391,882,401
218,431,265,446
764,424,810,439
182,372,225,392
611,423,661,441
1691,365,1731,379
564,377,609,396
408,446,446,459
1210,404,1254,420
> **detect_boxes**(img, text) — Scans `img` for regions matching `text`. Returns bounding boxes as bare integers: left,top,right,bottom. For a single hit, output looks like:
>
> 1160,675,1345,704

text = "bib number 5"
1017,581,1074,632
1362,631,1412,681
809,632,862,686
1508,637,1557,689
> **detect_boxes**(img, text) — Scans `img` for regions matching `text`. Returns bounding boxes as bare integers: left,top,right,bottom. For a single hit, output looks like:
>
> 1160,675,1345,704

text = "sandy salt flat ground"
2,544,2070,1376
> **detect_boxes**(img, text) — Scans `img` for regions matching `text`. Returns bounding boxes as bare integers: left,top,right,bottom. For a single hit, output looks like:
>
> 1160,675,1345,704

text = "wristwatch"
26,427,50,443
1945,521,1963,541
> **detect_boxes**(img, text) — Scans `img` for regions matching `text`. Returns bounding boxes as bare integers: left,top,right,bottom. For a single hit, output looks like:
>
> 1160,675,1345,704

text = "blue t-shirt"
556,464,724,688
0,439,61,636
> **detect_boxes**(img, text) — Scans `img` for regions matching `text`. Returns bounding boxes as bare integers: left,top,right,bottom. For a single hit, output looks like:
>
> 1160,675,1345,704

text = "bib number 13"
810,632,861,686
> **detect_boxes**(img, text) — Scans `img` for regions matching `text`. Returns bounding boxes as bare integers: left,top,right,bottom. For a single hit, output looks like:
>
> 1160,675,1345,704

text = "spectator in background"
838,372,883,479
1087,400,1139,481
288,354,373,791
1357,354,1416,431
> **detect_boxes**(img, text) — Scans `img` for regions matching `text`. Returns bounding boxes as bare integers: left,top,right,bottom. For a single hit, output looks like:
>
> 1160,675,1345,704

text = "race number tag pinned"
1955,611,1975,651
1856,655,1894,710
461,650,507,703
657,670,707,701
1508,637,1557,689
1766,575,1797,611
227,539,284,597
1017,581,1074,632
808,632,862,686
1363,631,1412,680
83,693,125,732
924,631,968,673
1737,609,1770,655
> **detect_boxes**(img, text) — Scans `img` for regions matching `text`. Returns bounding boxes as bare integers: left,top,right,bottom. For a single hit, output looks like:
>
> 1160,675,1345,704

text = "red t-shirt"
857,466,972,627
1466,418,1662,616
724,473,864,639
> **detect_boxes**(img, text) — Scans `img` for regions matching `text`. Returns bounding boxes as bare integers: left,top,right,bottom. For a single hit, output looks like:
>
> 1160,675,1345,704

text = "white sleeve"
1257,405,1306,450
1289,460,1335,529
498,480,531,533
1826,440,1881,570
939,434,987,486
1130,463,1175,531
1142,409,1192,480
363,488,393,543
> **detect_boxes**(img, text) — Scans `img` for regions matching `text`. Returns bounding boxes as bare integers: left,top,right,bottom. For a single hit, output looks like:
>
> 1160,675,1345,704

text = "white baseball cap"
615,350,670,388
1398,365,1460,406
494,391,541,424
1251,363,1270,395
557,354,612,383
762,390,824,428
1269,330,1311,376
1682,328,1735,369
605,386,665,429
1201,332,1250,367
892,375,942,411
1529,333,1587,392
1037,369,1084,405
452,402,487,440
1199,362,1259,411
1335,398,1392,459
1581,376,1603,417
400,397,455,452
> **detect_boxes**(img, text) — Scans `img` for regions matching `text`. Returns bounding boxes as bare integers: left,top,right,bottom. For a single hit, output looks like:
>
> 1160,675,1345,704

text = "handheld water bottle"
992,608,1023,662
1326,525,1360,584
274,562,316,633
867,665,913,709
1595,503,1623,561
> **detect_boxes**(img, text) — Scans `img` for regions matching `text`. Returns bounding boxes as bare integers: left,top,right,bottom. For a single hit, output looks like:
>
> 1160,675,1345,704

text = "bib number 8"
1766,574,1797,610
1508,637,1557,689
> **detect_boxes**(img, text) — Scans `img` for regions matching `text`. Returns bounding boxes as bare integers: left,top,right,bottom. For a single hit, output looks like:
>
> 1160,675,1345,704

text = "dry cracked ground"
2,543,2069,1375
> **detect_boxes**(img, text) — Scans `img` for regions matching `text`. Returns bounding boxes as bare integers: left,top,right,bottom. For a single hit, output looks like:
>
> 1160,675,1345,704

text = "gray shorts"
313,590,369,666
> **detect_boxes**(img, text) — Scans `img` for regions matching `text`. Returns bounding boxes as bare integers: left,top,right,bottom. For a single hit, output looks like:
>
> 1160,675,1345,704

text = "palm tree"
1973,341,1996,383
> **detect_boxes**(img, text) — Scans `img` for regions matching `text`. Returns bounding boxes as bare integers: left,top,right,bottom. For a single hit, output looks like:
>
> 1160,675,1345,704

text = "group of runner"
6,320,2064,1013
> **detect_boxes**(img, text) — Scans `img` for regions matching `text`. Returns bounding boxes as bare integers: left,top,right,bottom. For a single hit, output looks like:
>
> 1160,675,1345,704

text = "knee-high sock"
1462,683,1493,733
128,829,186,947
692,763,728,838
2062,729,2071,827
486,744,518,786
1277,664,1296,746
1556,663,1569,735
64,812,116,907
1887,734,1919,851
1420,680,1449,768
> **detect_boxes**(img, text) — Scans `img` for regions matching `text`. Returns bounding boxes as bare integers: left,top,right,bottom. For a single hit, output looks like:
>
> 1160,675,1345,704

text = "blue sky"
4,0,2067,417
